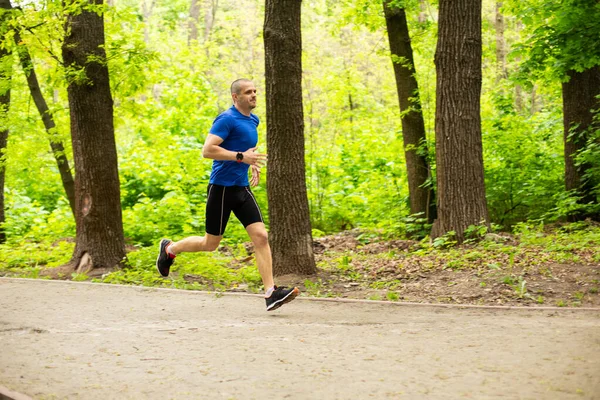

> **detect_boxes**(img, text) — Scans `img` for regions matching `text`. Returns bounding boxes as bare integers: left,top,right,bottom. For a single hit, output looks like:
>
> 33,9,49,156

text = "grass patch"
99,247,263,292
0,240,74,275
1,222,598,308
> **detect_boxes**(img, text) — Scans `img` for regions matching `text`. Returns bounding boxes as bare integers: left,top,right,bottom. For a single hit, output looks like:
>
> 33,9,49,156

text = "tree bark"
494,2,507,82
432,0,489,243
62,0,125,272
418,0,427,24
0,1,10,243
514,20,523,113
141,0,154,44
13,29,76,215
530,84,542,115
562,66,600,221
383,2,436,224
204,0,217,44
264,0,316,276
188,0,200,44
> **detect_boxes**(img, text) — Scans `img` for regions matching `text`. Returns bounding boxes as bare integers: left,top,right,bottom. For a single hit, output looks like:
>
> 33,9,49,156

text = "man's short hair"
231,78,252,95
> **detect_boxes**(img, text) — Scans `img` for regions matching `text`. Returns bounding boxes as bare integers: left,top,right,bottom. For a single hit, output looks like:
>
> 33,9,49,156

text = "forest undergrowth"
1,221,598,308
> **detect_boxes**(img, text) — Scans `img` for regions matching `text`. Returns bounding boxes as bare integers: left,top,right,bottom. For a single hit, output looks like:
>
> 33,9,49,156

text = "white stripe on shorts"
245,187,264,223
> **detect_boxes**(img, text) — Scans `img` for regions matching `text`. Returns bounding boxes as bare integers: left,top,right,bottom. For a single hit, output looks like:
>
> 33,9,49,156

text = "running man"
156,78,300,311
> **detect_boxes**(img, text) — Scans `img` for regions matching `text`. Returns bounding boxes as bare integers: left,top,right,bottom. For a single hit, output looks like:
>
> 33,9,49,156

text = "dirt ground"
1,278,599,400
260,230,600,308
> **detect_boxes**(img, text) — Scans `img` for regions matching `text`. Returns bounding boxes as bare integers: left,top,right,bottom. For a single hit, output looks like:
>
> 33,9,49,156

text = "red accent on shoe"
166,244,176,259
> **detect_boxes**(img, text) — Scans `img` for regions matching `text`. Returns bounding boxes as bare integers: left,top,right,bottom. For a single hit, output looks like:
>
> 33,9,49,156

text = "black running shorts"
205,184,264,236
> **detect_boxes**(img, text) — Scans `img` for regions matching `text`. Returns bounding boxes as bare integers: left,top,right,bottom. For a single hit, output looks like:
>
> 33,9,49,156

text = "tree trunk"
264,0,316,276
514,20,523,113
418,0,427,24
62,0,125,272
141,0,154,44
13,29,76,215
562,67,600,221
530,84,541,115
432,0,489,243
383,2,436,224
494,2,507,82
204,0,217,44
0,2,10,243
188,0,200,44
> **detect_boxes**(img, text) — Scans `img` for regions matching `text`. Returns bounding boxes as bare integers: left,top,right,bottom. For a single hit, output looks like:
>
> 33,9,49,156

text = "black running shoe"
156,239,175,277
265,286,300,311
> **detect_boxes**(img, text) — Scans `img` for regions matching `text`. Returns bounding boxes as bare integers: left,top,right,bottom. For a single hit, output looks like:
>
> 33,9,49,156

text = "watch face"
236,152,243,161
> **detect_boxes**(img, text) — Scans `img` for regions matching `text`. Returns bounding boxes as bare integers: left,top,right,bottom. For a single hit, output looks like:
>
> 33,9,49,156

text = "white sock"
265,286,275,298
166,243,176,257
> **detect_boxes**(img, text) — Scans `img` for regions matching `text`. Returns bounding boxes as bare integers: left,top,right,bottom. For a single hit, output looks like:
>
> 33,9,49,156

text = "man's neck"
234,104,251,117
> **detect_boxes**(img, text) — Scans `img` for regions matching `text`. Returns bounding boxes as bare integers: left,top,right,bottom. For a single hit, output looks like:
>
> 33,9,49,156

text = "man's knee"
251,229,269,248
204,235,221,251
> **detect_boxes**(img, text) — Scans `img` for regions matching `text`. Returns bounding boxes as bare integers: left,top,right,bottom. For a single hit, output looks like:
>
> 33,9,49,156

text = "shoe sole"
267,287,300,312
156,239,170,277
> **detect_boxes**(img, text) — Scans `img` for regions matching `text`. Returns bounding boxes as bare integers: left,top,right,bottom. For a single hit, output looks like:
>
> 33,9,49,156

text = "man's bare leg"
246,222,299,311
169,234,222,254
156,234,221,277
245,222,274,290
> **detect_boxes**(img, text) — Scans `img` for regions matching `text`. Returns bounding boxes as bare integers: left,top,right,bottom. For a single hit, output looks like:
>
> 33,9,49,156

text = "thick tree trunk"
432,0,489,243
13,30,76,215
383,2,436,224
264,0,316,276
562,67,600,221
62,0,125,272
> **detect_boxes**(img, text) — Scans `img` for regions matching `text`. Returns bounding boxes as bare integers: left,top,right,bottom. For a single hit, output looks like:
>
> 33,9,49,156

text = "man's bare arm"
202,133,267,166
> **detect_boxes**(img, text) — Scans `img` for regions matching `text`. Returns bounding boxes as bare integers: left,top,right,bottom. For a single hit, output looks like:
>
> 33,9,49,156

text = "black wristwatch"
236,152,244,163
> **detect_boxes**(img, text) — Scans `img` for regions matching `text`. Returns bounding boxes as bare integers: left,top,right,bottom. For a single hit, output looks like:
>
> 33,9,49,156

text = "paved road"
1,278,599,399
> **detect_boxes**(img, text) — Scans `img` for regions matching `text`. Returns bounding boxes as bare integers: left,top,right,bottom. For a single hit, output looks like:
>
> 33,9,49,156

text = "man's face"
234,81,257,111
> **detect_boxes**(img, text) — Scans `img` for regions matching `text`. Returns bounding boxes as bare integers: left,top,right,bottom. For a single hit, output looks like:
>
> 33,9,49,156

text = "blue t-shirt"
208,106,259,186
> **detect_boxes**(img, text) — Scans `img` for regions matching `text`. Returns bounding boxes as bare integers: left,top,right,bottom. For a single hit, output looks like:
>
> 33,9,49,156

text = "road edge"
0,385,33,400
1,277,600,312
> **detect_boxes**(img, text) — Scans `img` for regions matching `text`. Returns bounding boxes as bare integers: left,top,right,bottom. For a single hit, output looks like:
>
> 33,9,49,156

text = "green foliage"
303,278,336,297
1,189,74,243
464,224,490,243
0,0,594,255
0,239,74,274
403,212,431,239
122,192,196,246
99,246,263,292
482,100,564,227
431,231,456,249
386,291,399,301
505,0,600,81
501,274,529,299
513,220,600,250
71,272,89,281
